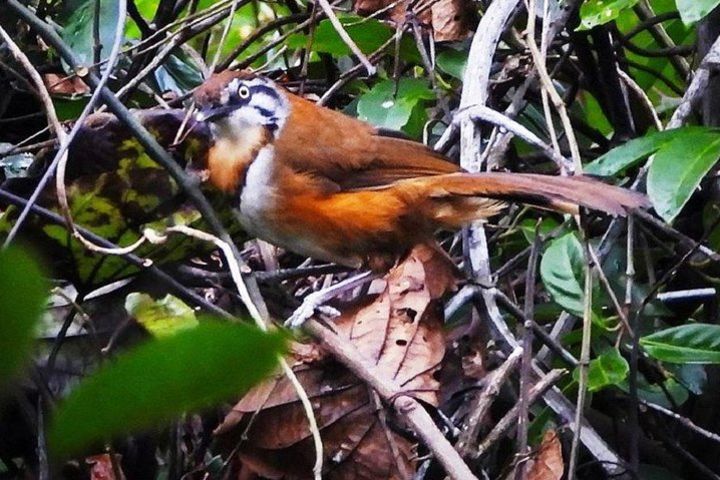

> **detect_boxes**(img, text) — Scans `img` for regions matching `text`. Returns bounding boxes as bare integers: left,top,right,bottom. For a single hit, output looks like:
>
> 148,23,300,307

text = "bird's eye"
237,85,251,99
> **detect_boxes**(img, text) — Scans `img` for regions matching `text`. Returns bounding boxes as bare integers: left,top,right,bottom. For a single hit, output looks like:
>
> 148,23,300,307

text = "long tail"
409,172,649,226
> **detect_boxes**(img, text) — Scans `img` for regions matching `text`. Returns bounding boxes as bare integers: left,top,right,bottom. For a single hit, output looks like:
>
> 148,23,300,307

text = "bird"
192,70,647,275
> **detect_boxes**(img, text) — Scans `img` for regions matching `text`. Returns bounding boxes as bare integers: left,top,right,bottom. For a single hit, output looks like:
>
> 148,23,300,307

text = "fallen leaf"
430,0,477,42
526,430,564,480
215,245,458,479
43,73,90,96
352,0,476,42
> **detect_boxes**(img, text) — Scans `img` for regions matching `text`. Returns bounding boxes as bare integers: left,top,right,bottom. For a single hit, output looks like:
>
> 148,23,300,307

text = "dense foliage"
2,0,720,479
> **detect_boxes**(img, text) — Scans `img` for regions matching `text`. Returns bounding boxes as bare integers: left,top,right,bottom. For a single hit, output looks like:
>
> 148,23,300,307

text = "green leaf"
49,322,285,459
584,127,719,177
619,376,689,408
59,0,125,69
641,324,720,364
574,348,629,392
578,0,641,30
357,78,434,132
436,48,467,80
124,0,158,39
125,293,199,338
676,0,720,24
288,17,391,57
540,233,587,316
153,52,204,94
519,217,562,244
648,130,720,222
585,128,690,176
0,248,47,385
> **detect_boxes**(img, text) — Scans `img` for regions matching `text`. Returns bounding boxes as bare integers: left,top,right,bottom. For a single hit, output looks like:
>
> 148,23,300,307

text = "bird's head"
193,70,289,138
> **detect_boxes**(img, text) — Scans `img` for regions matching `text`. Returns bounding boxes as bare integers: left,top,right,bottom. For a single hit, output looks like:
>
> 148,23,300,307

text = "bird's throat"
207,123,272,193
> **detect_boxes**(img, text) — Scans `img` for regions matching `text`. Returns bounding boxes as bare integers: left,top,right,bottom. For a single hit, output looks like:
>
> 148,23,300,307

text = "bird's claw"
285,292,341,328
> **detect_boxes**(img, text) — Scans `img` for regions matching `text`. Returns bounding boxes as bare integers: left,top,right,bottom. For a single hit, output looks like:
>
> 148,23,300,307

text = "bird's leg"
285,271,377,328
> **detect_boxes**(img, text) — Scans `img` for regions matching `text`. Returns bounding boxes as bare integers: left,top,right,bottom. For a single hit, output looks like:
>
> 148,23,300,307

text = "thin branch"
668,33,720,128
159,225,325,480
217,13,310,70
568,239,595,479
474,369,566,458
0,187,231,318
455,347,523,459
3,0,128,251
303,319,479,480
456,104,574,172
515,225,541,478
314,0,376,75
525,0,581,171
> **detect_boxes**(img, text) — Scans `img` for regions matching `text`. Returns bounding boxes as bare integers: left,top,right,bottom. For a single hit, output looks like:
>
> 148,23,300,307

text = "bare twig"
208,0,241,71
159,225,324,480
303,319,479,480
456,104,574,172
474,369,566,458
515,226,541,478
640,399,720,444
456,347,523,458
525,0,581,171
632,0,691,78
668,33,720,128
2,0,140,254
0,24,69,249
568,239,594,479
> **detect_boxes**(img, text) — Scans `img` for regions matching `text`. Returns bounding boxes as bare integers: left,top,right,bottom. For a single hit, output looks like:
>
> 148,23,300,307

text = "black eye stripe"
250,84,280,100
253,106,274,118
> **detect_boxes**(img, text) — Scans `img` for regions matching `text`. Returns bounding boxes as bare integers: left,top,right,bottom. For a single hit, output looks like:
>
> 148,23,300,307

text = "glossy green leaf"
578,0,641,30
573,348,629,392
288,17,391,57
125,293,199,338
49,322,285,459
676,0,720,24
59,0,124,69
540,233,586,316
519,217,562,244
436,48,467,80
124,0,158,39
0,248,47,385
585,127,719,176
153,52,204,94
648,131,720,222
357,78,434,132
641,324,720,364
585,128,695,176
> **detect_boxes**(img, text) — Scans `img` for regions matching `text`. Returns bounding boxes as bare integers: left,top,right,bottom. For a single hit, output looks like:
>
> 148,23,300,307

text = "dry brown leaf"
42,73,90,96
525,430,564,480
86,454,126,480
429,0,476,42
215,245,458,479
352,0,476,42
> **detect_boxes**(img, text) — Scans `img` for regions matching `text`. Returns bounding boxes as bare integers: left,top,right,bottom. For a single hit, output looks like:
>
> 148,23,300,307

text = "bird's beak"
195,104,236,122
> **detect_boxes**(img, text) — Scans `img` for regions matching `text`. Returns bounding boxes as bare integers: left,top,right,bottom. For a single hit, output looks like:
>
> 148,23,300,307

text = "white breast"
236,145,278,238
236,146,357,265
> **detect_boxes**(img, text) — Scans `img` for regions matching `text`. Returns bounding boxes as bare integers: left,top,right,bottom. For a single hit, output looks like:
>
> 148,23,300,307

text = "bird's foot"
284,271,376,328
285,291,342,328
